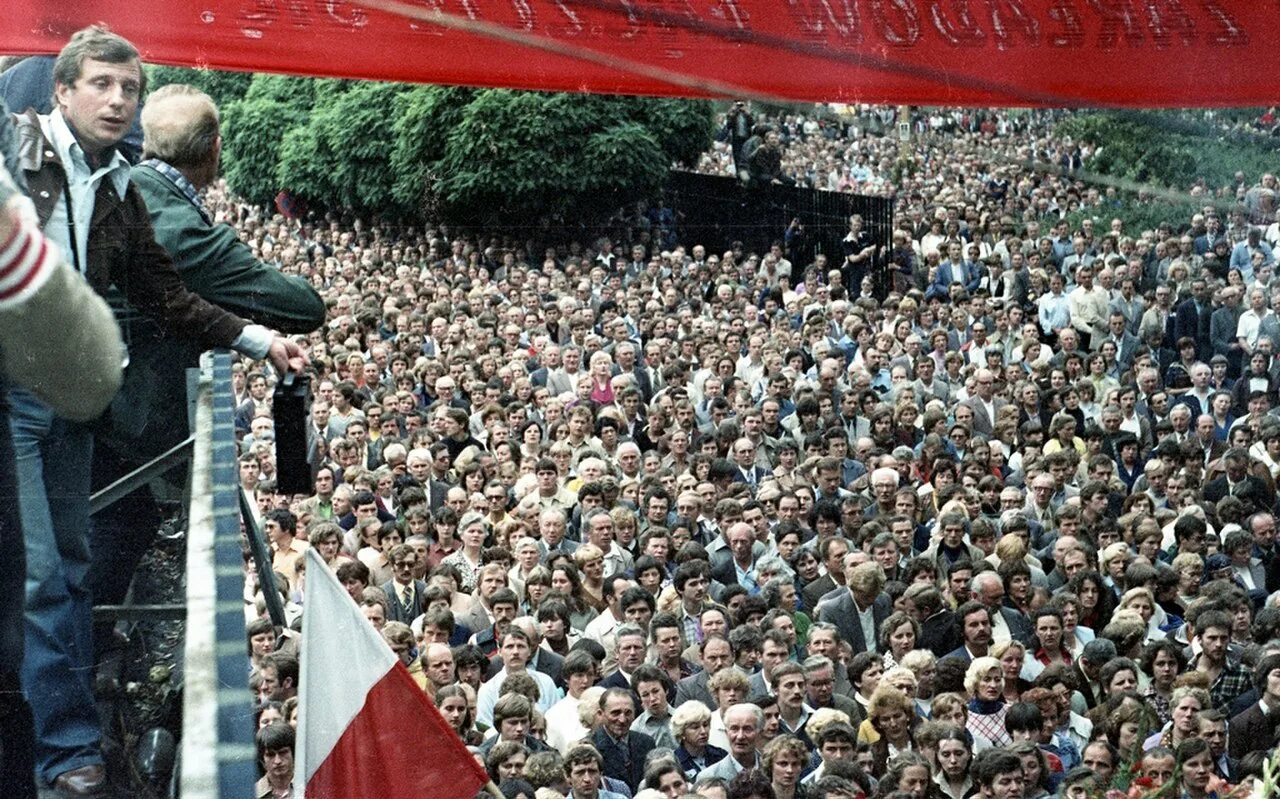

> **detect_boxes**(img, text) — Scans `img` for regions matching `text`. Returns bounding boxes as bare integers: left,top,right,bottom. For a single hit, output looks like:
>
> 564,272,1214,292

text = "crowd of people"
4,23,1280,799
231,102,1280,799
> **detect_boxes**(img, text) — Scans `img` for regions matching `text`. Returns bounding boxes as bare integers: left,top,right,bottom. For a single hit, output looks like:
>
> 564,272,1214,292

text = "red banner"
1,0,1275,106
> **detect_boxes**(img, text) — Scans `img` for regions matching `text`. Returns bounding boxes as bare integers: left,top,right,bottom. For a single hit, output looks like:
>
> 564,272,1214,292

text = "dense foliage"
1057,111,1279,193
1053,111,1280,233
146,69,715,225
144,64,252,109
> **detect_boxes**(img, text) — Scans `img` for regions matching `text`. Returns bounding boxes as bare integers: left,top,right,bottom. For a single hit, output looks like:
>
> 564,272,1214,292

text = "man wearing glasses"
381,544,426,624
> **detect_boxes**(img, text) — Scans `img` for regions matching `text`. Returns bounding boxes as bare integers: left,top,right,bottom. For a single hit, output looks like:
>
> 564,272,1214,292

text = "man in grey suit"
673,635,733,709
538,507,579,561
405,447,451,508
1100,312,1142,370
697,703,762,783
748,631,792,699
815,562,893,656
380,544,427,624
962,368,1008,437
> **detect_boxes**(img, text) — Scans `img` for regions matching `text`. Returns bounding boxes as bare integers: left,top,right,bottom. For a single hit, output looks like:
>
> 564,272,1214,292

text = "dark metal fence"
664,170,896,292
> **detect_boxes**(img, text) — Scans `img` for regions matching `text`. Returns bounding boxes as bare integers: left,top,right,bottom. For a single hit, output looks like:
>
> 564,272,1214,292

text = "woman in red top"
587,351,616,405
1031,607,1073,668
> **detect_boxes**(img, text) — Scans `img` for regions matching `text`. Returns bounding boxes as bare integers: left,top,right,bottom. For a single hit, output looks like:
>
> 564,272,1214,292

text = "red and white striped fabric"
0,214,58,309
297,548,489,799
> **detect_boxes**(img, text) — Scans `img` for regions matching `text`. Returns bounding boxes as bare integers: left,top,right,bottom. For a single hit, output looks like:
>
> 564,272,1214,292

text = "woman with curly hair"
1066,570,1115,634
878,612,921,672
1139,639,1187,725
879,751,937,799
868,685,918,777
761,734,810,799
671,699,726,780
1143,685,1209,752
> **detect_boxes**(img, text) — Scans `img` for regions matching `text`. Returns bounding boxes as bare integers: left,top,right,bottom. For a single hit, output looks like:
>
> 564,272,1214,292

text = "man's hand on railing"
267,336,309,377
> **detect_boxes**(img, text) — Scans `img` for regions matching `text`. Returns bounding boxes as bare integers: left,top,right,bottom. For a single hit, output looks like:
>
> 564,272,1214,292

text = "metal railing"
179,351,255,799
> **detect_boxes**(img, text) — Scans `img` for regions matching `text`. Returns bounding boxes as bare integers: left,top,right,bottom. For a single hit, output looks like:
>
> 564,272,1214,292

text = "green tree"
221,99,306,206
240,74,317,109
624,97,715,168
389,85,473,214
220,74,323,205
277,81,411,211
145,65,252,108
1058,111,1279,191
431,90,714,225
213,72,714,225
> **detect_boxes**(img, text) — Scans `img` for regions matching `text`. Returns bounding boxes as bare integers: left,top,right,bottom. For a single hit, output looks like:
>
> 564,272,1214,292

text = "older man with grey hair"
538,506,577,560
697,703,763,783
971,571,1035,646
584,507,634,577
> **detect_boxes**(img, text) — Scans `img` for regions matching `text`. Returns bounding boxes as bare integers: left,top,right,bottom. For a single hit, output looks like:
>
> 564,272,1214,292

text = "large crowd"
232,99,1280,799
4,24,1280,799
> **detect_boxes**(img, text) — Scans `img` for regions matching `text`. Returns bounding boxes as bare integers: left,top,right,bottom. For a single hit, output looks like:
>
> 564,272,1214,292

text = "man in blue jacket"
927,240,981,301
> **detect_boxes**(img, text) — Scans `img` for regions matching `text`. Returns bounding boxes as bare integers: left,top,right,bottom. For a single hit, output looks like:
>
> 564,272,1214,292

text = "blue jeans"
8,386,100,784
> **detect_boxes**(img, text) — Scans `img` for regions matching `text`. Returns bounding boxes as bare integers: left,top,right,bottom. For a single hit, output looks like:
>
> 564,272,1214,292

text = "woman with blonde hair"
706,667,750,752
930,692,968,730
990,640,1031,703
805,707,852,744
1143,685,1209,751
1100,542,1132,601
1172,552,1205,607
671,700,726,779
963,657,1012,752
609,506,639,559
587,350,616,405
761,734,810,799
1117,586,1166,643
571,544,606,612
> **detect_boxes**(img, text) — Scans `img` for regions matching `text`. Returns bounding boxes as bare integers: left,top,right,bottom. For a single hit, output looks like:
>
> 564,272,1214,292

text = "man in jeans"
0,108,125,799
11,27,304,795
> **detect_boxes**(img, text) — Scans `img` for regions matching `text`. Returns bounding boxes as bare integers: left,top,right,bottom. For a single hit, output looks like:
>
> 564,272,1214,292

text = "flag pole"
484,780,505,799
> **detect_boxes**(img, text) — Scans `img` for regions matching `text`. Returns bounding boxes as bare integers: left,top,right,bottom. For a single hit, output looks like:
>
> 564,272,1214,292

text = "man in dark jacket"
0,109,126,799
591,688,656,793
13,27,306,795
1203,449,1275,513
86,81,325,637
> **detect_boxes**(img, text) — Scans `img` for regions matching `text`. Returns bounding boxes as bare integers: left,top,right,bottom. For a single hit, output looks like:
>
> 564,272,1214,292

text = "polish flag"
297,548,490,798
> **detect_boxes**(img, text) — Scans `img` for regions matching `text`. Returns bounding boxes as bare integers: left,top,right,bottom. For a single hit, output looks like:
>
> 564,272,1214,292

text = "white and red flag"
297,548,490,798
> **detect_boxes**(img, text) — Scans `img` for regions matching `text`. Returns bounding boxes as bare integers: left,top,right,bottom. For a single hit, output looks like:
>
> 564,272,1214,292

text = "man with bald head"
89,81,327,654
963,368,1007,437
710,522,761,595
423,643,456,690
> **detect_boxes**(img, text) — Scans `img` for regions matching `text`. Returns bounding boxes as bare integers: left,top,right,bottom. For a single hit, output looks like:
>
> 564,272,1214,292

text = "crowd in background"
232,98,1280,799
